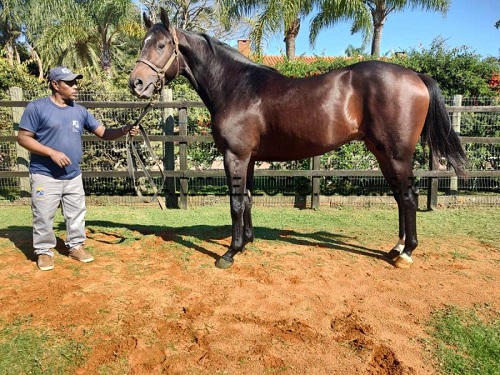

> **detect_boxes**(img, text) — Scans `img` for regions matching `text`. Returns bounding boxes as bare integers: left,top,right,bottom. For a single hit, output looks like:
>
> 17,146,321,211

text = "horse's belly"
254,136,348,161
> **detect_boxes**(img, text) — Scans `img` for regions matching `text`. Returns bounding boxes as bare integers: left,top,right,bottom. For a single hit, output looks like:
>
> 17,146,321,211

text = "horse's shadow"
84,220,393,265
1,221,393,265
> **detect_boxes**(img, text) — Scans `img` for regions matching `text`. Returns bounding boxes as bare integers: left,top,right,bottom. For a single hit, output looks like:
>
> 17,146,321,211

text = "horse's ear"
160,7,170,29
143,12,153,29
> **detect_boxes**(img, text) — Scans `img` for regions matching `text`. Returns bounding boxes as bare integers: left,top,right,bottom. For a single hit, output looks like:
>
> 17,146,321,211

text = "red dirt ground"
0,223,498,374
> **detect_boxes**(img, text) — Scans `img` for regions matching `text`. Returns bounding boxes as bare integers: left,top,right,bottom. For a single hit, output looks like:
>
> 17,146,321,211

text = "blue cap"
47,66,83,82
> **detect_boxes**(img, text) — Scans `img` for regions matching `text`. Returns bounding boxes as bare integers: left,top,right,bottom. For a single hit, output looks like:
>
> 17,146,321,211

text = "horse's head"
129,8,179,98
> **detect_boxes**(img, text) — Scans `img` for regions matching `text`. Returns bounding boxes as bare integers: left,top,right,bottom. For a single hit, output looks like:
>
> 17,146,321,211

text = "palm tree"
345,44,366,57
309,0,371,54
311,0,449,58
217,0,314,59
367,0,449,57
0,0,24,63
26,0,143,78
84,0,143,76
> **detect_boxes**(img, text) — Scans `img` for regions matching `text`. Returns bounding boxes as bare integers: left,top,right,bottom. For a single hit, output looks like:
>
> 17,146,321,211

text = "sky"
258,0,499,58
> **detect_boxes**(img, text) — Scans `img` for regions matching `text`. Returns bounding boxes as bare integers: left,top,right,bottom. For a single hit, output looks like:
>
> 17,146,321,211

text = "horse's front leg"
215,152,250,269
242,161,255,249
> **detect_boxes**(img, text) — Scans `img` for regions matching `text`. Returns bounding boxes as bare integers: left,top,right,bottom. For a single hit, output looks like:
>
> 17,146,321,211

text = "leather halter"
136,27,180,91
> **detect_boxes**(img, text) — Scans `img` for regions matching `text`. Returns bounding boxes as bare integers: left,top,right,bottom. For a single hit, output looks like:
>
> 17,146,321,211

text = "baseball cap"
47,66,83,82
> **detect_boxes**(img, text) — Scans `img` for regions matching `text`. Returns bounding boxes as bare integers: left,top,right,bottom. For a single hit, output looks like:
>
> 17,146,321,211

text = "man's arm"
17,129,71,168
93,124,139,140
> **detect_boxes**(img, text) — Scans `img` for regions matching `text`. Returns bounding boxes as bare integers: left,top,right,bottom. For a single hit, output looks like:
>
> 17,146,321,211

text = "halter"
136,27,180,91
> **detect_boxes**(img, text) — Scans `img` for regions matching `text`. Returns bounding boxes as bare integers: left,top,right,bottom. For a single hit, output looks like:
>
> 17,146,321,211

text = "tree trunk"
284,18,300,60
30,48,44,80
285,35,296,60
101,36,113,77
371,24,383,57
370,2,386,57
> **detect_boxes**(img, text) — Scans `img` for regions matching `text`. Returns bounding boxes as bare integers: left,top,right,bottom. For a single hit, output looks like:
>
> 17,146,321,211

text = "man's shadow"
0,223,70,261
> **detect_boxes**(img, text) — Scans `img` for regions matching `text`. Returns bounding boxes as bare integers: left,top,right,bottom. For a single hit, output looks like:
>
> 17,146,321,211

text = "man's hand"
49,150,71,168
129,125,140,137
122,124,140,137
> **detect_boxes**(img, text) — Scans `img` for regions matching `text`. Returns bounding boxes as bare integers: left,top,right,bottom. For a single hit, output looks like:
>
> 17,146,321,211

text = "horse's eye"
158,43,165,50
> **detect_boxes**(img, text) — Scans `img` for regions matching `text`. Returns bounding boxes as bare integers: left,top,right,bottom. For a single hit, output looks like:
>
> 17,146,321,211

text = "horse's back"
220,60,430,161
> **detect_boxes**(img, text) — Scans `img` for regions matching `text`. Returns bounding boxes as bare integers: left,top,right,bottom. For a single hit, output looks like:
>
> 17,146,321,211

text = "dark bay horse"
129,9,466,270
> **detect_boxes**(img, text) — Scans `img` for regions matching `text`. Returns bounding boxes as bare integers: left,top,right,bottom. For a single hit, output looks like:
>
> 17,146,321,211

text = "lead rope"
126,102,167,209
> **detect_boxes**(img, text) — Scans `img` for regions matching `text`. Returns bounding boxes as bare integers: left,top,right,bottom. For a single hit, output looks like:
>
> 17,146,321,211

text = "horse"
129,8,466,270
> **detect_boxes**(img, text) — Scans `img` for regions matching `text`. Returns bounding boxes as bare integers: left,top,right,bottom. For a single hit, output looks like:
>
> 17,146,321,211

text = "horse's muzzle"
129,76,157,99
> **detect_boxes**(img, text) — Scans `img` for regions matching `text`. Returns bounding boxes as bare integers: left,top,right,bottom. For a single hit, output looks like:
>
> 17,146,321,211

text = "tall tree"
83,0,143,76
139,0,248,40
310,0,449,57
0,0,25,63
309,0,371,55
26,0,143,78
217,0,315,59
366,0,449,57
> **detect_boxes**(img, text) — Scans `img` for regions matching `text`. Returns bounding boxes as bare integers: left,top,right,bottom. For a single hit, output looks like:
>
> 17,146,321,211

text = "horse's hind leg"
366,142,418,268
387,190,406,260
383,170,418,268
215,151,251,269
390,174,419,268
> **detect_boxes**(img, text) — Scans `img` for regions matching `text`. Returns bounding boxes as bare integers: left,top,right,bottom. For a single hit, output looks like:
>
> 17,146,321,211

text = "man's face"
55,79,79,100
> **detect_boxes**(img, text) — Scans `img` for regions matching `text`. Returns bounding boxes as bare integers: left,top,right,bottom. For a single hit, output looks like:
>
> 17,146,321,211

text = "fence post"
10,87,30,197
311,156,320,209
449,95,462,195
178,107,188,209
160,88,179,208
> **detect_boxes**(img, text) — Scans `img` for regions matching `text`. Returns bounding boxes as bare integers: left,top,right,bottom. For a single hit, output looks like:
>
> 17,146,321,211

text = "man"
17,66,139,271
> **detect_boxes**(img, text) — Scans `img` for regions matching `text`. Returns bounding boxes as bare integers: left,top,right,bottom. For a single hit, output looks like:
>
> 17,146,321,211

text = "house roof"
262,55,337,66
236,39,359,67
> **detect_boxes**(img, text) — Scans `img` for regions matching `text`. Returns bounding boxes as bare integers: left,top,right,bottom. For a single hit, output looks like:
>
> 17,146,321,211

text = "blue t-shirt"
19,97,101,179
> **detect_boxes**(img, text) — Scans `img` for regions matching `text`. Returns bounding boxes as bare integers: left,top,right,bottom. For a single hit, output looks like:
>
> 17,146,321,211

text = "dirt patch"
0,224,498,374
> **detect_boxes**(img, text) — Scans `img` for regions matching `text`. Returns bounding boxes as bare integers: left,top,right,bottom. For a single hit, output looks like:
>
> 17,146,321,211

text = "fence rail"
1,91,499,209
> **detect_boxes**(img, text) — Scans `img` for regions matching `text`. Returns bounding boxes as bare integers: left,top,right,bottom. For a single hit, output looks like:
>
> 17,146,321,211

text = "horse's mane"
193,30,280,74
150,23,279,75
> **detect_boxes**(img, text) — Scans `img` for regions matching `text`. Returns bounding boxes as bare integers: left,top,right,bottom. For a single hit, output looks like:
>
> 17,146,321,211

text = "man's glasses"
60,80,78,87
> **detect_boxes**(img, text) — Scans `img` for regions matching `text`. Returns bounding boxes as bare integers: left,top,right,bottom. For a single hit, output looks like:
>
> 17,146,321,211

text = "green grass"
426,305,499,375
0,204,498,374
0,316,88,375
0,205,498,249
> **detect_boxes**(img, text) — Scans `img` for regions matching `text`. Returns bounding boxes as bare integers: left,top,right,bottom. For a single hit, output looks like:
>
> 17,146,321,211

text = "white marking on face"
144,35,153,46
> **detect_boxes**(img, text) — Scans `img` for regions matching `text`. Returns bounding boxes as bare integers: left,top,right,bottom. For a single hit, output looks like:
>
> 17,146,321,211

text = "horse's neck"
178,31,254,112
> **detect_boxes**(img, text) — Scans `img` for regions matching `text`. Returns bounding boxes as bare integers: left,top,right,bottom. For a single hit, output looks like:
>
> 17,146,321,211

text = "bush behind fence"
1,89,499,208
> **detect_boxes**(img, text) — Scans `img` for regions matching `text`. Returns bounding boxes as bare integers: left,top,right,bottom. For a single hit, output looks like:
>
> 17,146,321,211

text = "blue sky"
260,0,499,58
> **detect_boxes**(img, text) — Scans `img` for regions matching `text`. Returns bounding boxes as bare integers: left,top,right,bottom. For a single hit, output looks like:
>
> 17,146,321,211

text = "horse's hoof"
394,254,413,269
386,249,402,261
215,256,234,269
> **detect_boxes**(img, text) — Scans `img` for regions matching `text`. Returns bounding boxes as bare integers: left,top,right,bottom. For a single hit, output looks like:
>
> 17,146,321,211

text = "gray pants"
30,173,86,256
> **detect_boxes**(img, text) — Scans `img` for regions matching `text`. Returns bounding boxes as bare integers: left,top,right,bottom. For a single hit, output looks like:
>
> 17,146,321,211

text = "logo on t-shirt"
72,120,80,133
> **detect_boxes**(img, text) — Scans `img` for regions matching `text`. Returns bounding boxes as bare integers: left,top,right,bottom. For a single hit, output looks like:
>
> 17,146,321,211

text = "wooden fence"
1,88,499,209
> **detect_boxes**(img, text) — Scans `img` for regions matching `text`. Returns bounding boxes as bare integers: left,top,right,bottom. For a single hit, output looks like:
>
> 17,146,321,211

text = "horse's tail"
418,73,467,177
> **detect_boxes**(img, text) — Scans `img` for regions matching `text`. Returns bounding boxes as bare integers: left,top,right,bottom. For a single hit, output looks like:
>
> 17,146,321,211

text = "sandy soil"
0,220,498,374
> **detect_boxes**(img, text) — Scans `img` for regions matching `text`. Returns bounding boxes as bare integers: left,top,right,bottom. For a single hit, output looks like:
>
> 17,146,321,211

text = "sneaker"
37,254,54,271
69,247,94,263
